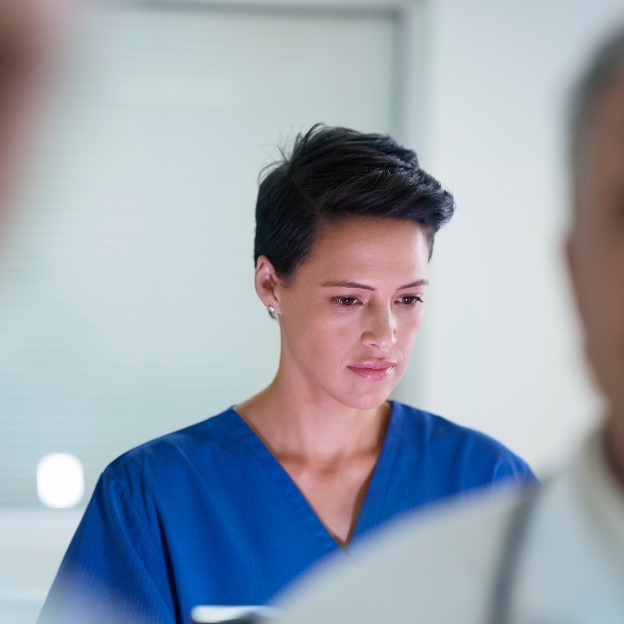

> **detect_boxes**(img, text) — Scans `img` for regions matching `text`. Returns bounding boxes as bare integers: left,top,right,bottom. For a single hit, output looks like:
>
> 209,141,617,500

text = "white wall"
400,0,624,474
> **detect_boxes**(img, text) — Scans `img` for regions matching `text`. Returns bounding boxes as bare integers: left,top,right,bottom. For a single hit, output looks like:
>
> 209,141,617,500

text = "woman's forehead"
297,218,430,282
314,217,426,250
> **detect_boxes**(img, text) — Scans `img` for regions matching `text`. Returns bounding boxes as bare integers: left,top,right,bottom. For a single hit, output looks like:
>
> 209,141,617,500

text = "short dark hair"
254,124,455,279
570,23,624,206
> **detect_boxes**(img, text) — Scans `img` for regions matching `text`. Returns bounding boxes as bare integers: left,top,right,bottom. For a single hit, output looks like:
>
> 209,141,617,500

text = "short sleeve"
492,452,539,489
38,469,176,624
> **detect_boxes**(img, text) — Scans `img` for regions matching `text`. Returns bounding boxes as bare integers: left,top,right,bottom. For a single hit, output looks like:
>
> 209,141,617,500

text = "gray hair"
570,23,624,202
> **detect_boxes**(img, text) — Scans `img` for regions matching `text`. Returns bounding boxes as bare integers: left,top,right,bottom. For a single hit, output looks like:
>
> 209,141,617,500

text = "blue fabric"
39,401,536,624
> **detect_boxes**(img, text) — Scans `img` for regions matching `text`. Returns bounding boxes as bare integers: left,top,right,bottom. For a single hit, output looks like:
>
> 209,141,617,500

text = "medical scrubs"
38,401,536,624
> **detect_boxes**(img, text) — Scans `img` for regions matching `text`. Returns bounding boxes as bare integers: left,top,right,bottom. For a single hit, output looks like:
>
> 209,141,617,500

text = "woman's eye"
333,296,360,307
398,295,424,306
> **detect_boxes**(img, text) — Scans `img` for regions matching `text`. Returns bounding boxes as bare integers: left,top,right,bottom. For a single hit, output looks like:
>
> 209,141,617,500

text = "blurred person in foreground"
38,123,536,624
282,24,624,624
0,0,59,215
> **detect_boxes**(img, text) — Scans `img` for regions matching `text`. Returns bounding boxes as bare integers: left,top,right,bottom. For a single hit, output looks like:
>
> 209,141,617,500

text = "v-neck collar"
222,401,404,555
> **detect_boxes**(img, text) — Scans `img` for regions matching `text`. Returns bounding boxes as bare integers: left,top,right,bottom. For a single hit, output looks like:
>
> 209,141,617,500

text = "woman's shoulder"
103,406,243,484
395,401,510,446
393,401,537,483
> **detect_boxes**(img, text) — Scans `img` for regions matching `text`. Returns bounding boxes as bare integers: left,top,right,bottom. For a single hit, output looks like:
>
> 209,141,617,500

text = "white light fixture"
37,453,85,508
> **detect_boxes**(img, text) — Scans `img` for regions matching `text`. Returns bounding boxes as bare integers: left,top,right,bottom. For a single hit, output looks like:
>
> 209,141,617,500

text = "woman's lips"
348,361,396,381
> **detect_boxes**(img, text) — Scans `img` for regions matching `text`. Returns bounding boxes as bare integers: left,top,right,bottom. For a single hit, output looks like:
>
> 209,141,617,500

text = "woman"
39,125,536,624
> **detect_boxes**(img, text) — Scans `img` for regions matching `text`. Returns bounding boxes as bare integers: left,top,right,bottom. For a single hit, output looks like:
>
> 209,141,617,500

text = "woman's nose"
361,307,397,350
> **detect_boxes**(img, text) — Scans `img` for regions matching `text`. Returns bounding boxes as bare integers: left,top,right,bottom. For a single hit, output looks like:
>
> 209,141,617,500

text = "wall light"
37,453,84,508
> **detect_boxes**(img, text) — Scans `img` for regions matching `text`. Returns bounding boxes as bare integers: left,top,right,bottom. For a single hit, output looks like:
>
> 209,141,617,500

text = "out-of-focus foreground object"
0,0,68,221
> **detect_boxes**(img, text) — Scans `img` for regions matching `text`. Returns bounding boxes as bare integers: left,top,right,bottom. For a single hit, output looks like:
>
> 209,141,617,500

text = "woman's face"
269,217,430,411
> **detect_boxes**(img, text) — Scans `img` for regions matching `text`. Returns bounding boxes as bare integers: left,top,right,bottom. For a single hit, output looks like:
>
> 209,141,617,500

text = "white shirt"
282,430,624,624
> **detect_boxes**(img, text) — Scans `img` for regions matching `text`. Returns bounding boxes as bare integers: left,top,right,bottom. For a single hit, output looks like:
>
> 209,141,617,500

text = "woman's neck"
235,377,391,468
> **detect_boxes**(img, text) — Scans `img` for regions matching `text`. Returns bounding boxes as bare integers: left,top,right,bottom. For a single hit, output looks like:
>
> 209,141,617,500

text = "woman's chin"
337,389,395,412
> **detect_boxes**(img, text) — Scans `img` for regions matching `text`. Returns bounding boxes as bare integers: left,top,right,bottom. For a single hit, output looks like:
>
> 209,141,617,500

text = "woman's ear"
255,256,281,315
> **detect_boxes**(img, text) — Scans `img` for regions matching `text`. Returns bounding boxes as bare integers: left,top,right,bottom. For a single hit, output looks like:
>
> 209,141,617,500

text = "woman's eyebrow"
398,280,429,289
321,279,429,290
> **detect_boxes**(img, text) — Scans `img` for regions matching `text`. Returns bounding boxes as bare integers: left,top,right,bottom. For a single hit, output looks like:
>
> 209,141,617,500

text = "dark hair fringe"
255,124,455,278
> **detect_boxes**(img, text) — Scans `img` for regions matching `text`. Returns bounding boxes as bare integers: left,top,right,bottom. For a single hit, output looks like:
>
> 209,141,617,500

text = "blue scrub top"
38,401,536,624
